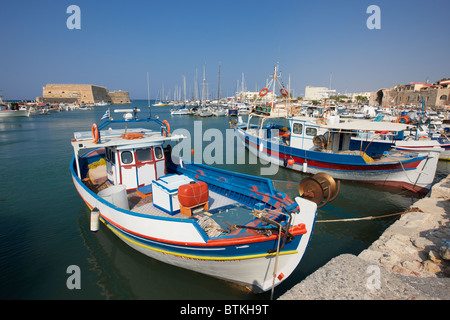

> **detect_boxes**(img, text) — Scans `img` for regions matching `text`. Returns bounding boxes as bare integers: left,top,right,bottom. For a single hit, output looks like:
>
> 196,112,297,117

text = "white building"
351,92,374,103
304,86,330,100
237,91,276,101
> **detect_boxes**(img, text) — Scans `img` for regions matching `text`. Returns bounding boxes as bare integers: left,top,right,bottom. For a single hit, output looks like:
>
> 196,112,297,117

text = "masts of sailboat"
202,62,206,108
183,75,187,106
147,72,151,118
217,61,221,107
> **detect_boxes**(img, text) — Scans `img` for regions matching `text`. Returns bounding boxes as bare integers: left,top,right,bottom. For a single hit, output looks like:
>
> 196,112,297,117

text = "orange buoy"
280,88,289,97
259,88,269,97
287,158,295,166
162,120,170,136
397,116,409,124
91,123,100,144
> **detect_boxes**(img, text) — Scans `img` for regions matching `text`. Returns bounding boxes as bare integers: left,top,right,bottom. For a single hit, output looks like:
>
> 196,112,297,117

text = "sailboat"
153,85,168,106
197,63,212,117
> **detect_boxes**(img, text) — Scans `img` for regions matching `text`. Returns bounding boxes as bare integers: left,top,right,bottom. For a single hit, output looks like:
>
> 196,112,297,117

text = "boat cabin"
105,143,166,191
287,117,353,153
71,109,182,195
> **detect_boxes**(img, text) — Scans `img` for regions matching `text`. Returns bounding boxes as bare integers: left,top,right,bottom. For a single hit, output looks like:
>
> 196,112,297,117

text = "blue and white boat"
236,65,440,195
237,114,440,195
70,108,332,293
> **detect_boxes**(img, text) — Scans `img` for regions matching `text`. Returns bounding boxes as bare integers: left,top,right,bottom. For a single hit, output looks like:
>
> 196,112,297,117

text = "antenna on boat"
147,71,152,119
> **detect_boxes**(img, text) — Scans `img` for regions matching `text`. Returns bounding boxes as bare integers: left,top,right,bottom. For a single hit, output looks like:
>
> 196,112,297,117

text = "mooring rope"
271,180,420,223
316,209,420,223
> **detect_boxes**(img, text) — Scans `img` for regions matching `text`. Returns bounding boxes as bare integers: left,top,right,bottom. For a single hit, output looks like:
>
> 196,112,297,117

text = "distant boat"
237,103,251,115
227,107,238,117
211,107,227,116
198,107,213,117
170,105,191,115
94,101,108,106
0,105,30,118
153,101,168,107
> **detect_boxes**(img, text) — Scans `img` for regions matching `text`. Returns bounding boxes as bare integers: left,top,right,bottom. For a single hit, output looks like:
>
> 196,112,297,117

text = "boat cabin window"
105,147,115,164
154,146,164,160
292,123,303,135
136,148,153,162
305,127,318,136
121,151,134,164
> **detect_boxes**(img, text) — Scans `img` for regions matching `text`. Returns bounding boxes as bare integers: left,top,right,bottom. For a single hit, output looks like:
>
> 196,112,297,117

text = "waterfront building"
304,86,330,101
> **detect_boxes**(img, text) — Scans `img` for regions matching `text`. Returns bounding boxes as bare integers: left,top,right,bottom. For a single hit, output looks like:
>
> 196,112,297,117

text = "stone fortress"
371,79,450,109
37,84,131,105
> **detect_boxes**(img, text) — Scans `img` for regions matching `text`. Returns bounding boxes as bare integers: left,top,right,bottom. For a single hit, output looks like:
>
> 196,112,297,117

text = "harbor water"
1,100,449,300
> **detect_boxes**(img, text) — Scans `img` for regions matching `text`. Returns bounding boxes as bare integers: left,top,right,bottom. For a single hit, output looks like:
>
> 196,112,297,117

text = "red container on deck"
178,181,209,208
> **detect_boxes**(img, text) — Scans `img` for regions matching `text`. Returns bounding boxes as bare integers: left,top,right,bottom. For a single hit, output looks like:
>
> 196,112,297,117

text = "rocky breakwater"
359,175,450,279
279,175,450,300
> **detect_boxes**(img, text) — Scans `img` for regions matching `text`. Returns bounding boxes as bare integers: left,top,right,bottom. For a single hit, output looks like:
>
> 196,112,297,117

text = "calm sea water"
0,100,448,300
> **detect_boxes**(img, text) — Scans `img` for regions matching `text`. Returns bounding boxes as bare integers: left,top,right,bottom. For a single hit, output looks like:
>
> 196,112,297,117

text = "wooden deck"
84,166,238,220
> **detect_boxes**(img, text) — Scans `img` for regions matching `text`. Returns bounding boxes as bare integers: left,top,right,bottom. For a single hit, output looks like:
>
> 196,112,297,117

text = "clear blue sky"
1,0,449,100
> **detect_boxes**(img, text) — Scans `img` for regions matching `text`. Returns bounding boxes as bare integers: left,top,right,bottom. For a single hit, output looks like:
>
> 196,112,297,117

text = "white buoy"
90,208,100,232
302,161,308,173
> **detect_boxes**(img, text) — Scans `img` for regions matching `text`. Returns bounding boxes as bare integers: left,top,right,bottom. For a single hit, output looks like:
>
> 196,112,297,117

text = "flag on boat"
101,109,110,120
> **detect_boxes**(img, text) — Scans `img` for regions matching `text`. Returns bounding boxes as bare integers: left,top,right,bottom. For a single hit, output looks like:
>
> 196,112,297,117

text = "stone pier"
279,175,450,300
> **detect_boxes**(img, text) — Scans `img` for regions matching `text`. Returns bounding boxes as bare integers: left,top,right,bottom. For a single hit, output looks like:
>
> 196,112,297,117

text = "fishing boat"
352,114,450,161
236,65,440,195
238,114,440,194
0,105,30,118
70,108,335,293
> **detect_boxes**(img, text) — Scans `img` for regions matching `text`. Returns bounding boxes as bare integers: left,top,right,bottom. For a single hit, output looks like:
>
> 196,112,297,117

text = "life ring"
259,88,269,97
280,88,289,97
162,120,170,136
397,116,409,124
91,123,100,143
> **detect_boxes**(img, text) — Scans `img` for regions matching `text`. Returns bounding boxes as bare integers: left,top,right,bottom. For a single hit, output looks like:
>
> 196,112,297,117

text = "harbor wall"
37,84,130,105
109,90,131,104
279,174,450,300
371,86,450,109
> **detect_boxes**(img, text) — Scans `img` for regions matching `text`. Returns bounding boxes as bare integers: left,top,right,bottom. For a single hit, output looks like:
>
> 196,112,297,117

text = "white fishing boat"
354,113,450,161
0,105,30,118
94,101,109,106
70,108,336,293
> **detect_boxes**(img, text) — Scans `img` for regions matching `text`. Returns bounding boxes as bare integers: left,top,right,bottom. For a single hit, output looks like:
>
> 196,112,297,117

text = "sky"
0,0,449,100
